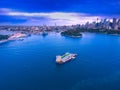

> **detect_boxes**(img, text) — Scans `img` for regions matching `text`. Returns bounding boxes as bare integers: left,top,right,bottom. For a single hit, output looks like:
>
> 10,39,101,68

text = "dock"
8,33,27,40
0,33,27,44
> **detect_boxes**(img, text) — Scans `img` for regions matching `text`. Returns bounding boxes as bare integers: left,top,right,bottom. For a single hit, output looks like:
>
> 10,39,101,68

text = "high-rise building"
103,18,107,24
112,18,118,30
117,19,120,27
113,18,117,23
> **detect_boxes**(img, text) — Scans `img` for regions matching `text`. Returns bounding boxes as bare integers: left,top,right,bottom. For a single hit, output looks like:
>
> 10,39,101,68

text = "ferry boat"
56,52,77,64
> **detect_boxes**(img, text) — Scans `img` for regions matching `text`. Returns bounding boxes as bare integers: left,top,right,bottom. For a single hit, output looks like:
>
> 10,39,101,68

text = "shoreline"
61,34,82,38
0,39,11,44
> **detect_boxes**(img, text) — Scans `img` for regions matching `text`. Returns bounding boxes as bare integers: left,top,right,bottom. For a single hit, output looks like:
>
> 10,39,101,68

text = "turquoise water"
0,32,120,90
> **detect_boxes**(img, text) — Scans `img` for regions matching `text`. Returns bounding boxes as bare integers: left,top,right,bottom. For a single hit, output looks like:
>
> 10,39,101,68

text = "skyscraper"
113,18,117,25
117,19,120,28
112,18,118,30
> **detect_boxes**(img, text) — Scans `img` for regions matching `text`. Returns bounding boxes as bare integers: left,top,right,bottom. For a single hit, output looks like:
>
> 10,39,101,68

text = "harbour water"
0,32,120,90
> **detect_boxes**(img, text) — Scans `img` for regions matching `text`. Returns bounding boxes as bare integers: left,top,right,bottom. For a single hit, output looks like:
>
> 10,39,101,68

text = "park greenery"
0,35,9,41
61,29,82,37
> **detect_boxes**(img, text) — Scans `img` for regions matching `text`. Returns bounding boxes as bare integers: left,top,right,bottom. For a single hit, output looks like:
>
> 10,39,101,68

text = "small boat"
56,52,77,64
42,31,48,36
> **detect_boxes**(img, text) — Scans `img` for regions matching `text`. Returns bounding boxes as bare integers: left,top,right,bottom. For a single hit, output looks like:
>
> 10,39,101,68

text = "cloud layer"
0,8,102,25
0,0,120,25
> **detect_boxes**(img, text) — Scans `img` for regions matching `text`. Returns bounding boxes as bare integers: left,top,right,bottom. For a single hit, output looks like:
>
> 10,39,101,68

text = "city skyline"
0,0,120,25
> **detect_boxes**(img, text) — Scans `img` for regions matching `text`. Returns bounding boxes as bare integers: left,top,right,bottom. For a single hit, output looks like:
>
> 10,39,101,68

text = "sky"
0,0,120,25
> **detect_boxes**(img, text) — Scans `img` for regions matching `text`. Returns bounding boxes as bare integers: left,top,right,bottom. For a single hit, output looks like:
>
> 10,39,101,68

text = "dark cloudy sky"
0,0,120,25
